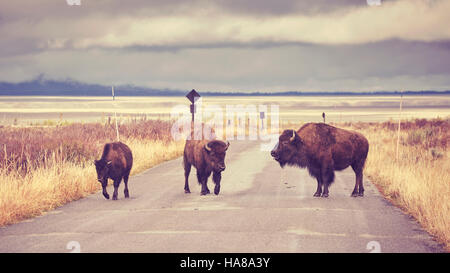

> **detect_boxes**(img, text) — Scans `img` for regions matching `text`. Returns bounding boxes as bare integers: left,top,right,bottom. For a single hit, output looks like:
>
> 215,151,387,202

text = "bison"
271,123,369,198
94,142,133,200
183,139,230,195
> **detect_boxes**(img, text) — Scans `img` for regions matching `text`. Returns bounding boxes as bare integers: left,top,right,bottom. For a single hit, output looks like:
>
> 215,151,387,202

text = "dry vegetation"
283,118,449,249
342,118,449,249
0,119,184,226
1,114,449,249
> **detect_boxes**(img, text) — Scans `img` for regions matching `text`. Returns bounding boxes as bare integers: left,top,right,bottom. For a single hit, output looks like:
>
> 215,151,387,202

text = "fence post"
396,91,403,162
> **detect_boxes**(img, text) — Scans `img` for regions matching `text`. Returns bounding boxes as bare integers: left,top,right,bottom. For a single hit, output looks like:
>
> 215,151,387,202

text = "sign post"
186,89,201,139
186,89,201,122
260,111,265,130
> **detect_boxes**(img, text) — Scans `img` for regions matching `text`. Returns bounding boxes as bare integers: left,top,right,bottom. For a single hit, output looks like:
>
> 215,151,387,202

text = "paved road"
0,140,444,253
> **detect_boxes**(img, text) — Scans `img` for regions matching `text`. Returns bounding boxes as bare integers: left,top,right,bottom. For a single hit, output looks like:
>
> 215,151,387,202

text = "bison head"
271,129,303,168
204,140,230,172
94,159,112,186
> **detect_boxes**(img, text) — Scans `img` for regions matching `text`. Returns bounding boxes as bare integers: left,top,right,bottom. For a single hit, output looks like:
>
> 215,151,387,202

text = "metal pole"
112,86,120,142
396,92,403,162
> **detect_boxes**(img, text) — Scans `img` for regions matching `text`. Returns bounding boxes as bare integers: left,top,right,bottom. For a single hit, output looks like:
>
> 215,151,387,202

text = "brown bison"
94,142,133,200
183,139,230,195
271,123,369,198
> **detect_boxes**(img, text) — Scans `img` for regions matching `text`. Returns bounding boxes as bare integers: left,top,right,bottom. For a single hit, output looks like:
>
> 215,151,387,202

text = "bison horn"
205,143,212,152
107,161,112,166
225,141,230,150
290,130,296,142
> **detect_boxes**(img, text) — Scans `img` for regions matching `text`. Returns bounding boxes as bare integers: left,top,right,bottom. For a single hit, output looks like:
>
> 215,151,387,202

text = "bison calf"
184,139,230,195
271,123,369,198
94,142,133,200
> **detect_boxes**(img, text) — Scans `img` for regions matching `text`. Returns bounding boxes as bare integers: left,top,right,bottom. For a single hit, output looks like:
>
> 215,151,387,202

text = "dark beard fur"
278,154,308,169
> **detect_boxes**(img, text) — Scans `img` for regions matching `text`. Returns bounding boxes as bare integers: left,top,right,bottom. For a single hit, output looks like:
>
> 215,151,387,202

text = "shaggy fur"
94,142,133,200
183,139,229,195
271,123,369,197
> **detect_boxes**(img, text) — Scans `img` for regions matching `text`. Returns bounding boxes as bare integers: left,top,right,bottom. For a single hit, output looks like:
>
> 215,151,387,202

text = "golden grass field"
285,118,450,250
0,119,184,226
0,95,449,250
353,119,449,250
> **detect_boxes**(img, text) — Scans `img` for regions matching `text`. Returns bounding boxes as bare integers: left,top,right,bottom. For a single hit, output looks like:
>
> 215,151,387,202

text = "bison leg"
184,162,192,193
351,163,365,197
212,172,221,195
199,172,211,195
196,172,206,195
102,184,110,200
123,172,130,198
357,171,364,197
204,172,212,195
112,178,122,200
313,177,322,197
321,167,335,198
197,172,208,195
200,178,209,195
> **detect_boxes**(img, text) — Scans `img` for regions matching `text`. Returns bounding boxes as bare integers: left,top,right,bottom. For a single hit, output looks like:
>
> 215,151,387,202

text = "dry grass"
0,119,184,226
283,118,449,250
351,119,449,250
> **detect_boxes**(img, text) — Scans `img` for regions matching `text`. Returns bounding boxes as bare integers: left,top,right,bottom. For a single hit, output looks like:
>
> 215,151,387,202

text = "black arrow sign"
186,89,201,103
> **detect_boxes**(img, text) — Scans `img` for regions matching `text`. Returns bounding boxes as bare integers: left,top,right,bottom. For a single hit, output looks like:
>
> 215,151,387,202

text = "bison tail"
101,143,112,160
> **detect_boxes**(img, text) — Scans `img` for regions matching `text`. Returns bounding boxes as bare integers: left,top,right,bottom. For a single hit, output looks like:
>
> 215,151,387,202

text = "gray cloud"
1,39,448,92
0,0,449,92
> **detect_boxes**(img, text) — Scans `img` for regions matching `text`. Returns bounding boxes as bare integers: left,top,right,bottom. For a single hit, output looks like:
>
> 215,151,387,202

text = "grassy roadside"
283,118,449,250
0,120,184,226
350,119,449,250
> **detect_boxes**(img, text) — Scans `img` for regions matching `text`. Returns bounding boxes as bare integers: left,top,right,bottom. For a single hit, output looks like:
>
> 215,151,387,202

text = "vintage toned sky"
0,0,449,92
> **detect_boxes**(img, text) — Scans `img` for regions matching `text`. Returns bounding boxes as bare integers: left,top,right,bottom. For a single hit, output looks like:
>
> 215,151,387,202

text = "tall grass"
0,120,184,226
342,118,449,249
283,118,449,249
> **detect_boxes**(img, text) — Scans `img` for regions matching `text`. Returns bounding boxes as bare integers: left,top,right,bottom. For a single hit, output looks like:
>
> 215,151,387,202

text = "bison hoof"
112,196,118,200
103,193,110,199
184,189,191,194
358,192,364,197
124,191,129,198
313,192,321,197
321,193,329,198
351,192,359,197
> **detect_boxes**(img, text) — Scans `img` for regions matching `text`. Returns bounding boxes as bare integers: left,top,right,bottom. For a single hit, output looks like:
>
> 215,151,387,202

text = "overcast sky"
1,0,449,92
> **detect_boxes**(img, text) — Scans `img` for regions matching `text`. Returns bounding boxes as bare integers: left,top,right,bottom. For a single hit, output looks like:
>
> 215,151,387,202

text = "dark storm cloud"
0,0,381,22
216,0,370,16
0,0,449,91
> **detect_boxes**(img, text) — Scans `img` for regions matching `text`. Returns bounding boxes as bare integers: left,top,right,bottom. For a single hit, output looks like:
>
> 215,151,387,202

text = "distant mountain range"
0,77,449,96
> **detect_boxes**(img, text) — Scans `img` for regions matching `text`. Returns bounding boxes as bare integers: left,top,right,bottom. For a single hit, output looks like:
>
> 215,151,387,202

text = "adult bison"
184,139,230,195
271,123,369,198
94,142,133,200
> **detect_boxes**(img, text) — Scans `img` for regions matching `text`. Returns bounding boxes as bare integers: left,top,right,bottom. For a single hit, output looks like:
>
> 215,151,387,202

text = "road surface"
0,140,444,252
